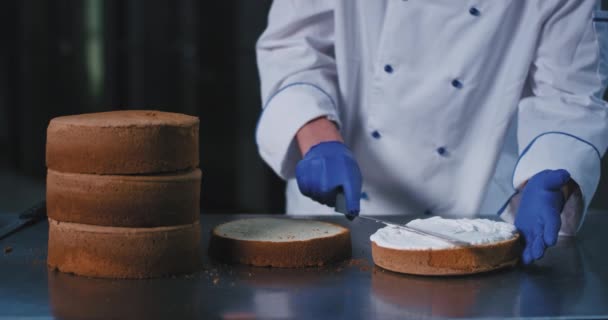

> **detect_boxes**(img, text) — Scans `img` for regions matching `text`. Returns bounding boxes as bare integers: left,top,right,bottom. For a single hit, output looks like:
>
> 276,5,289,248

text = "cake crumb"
4,246,12,254
346,258,371,272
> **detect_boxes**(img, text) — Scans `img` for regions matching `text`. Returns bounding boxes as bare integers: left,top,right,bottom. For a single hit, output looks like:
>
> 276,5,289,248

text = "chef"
255,0,608,264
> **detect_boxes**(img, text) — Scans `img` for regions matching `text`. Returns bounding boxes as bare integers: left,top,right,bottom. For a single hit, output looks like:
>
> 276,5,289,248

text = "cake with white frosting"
371,217,522,275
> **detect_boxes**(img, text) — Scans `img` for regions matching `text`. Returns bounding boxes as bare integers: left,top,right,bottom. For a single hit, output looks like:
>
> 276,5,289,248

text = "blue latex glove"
515,169,570,265
296,141,362,215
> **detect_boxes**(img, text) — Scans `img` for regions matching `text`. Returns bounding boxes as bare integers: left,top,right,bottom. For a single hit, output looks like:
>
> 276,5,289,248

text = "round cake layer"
372,237,521,276
370,218,522,276
47,219,202,279
46,110,199,174
208,218,351,267
47,168,201,227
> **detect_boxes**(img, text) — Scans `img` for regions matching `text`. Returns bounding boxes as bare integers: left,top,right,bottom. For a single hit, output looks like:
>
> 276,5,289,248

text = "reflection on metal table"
1,212,607,319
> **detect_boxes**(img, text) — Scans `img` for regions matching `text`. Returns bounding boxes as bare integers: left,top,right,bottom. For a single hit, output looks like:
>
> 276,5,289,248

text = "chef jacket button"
451,79,463,89
469,7,481,16
437,147,447,156
424,209,433,215
384,64,394,74
371,130,381,139
361,192,369,200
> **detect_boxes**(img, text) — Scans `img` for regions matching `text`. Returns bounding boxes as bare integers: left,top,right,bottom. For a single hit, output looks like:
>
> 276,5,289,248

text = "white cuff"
510,132,602,232
256,82,340,179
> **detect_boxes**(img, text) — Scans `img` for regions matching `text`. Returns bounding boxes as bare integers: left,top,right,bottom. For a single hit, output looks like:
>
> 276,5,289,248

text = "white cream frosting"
370,217,517,250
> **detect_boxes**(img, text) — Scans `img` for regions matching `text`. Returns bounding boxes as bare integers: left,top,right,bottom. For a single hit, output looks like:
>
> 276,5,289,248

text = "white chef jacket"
255,0,608,235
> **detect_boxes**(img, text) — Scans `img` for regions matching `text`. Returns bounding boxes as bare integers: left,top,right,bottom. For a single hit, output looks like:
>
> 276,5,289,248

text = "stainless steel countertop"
1,213,607,320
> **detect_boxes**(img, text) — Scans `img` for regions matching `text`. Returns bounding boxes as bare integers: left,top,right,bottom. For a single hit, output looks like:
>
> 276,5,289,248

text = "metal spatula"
0,201,46,241
335,193,469,247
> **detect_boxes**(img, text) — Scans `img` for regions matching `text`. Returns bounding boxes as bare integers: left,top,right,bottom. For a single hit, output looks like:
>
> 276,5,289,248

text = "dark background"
0,0,606,214
0,0,285,214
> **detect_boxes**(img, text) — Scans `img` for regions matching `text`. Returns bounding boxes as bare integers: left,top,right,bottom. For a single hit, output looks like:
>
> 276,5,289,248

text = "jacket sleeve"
507,0,608,234
255,0,340,180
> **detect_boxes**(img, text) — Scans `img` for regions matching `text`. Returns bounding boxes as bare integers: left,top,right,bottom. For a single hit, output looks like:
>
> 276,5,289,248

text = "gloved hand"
515,169,570,265
296,141,362,215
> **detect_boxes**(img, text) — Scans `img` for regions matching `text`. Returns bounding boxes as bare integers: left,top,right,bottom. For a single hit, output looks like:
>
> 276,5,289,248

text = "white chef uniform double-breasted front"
255,0,608,235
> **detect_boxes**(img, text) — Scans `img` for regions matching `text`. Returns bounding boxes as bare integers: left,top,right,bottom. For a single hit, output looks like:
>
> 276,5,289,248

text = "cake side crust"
371,234,522,276
46,168,201,227
47,219,202,279
46,112,199,174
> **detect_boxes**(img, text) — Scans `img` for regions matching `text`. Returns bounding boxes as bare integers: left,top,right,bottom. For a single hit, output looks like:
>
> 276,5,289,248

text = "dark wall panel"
0,0,284,213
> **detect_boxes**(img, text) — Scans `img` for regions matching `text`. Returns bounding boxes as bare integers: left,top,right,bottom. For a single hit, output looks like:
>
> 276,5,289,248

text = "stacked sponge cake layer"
47,168,201,227
48,219,201,279
46,110,202,279
46,110,199,174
